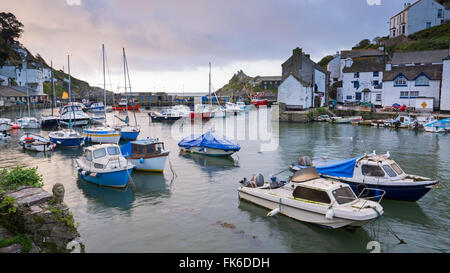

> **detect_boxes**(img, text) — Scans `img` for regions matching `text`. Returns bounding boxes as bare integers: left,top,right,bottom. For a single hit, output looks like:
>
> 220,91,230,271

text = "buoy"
139,158,144,164
267,208,280,217
325,208,335,220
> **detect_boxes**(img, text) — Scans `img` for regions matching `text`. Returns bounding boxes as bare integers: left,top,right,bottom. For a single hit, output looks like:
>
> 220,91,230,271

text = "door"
355,92,362,101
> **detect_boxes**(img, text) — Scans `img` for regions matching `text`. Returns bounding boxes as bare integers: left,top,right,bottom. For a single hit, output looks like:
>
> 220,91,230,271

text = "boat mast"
102,44,107,126
51,61,55,116
25,58,30,117
209,62,211,105
122,48,128,124
123,48,138,127
68,54,76,128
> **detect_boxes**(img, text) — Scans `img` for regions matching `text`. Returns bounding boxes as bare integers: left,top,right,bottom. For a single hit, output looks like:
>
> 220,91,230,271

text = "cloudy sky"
2,0,408,93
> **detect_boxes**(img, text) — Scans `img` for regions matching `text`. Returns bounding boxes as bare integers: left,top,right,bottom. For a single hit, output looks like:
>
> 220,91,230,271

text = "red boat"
112,98,140,111
189,104,212,120
250,94,268,108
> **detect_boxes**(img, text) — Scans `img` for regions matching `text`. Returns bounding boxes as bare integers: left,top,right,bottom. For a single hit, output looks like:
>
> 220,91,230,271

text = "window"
395,76,407,86
361,165,385,177
438,9,443,18
426,22,431,28
415,75,429,86
346,96,352,100
376,94,382,101
354,72,360,78
355,92,362,101
373,80,379,86
86,151,92,161
382,165,397,177
107,146,120,155
373,71,379,77
332,187,357,205
410,91,419,98
400,91,409,98
353,81,359,89
93,148,106,159
402,25,406,34
293,187,331,204
391,163,404,175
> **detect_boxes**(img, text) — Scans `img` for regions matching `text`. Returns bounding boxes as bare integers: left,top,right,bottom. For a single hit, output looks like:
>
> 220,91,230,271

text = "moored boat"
40,116,60,129
121,138,169,172
238,167,385,229
148,108,183,122
424,118,450,133
83,126,121,144
178,130,240,157
76,144,134,188
112,98,140,111
19,133,56,152
0,118,13,131
15,117,41,129
49,129,85,147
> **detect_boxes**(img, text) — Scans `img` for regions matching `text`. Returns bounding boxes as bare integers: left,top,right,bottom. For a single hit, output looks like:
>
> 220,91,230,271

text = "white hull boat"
121,139,169,172
15,117,41,129
83,127,121,144
19,133,56,152
0,118,13,131
238,168,384,229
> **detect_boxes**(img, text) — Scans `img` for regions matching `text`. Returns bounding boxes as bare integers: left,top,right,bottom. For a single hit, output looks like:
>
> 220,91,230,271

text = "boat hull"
120,131,140,141
181,146,237,157
20,142,56,152
49,136,84,147
83,134,121,144
130,155,168,172
149,114,182,122
79,168,132,188
112,104,140,111
60,119,90,127
238,189,372,229
41,118,60,129
0,124,12,131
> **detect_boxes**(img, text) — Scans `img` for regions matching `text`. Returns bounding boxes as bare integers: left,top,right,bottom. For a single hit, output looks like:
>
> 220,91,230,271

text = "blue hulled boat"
290,152,439,202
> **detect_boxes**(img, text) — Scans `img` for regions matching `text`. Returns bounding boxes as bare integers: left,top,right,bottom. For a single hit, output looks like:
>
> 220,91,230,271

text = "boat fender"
57,141,61,144
140,158,144,164
81,171,87,176
325,208,335,220
267,208,280,217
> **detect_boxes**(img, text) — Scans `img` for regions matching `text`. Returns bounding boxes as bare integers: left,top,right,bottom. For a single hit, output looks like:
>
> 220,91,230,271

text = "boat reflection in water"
179,151,239,169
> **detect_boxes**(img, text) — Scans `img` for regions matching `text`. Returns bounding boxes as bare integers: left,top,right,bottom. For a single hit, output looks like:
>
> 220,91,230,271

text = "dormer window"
415,75,429,86
394,75,407,86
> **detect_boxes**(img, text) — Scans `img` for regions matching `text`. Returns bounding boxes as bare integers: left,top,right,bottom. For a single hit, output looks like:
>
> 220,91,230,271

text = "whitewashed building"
327,52,341,84
441,55,450,112
382,64,442,110
340,58,384,106
390,0,450,38
278,74,313,110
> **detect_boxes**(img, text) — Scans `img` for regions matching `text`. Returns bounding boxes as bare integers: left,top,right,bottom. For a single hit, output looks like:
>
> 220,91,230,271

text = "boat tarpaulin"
178,131,240,151
312,156,363,178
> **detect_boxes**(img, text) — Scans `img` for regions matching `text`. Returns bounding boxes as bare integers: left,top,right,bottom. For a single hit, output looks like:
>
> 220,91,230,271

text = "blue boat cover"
295,156,363,178
424,118,450,128
178,131,240,151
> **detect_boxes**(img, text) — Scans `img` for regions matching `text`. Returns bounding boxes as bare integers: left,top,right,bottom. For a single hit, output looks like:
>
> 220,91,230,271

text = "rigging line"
124,49,138,127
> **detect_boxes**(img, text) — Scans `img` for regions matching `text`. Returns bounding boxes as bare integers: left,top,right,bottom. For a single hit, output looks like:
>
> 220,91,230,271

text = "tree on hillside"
353,39,371,50
318,55,334,69
0,12,24,43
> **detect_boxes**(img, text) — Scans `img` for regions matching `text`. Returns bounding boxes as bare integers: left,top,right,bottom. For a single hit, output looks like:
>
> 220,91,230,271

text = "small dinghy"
290,152,440,202
115,124,140,141
178,130,240,157
19,133,56,152
76,144,135,188
49,129,85,147
121,138,169,172
238,167,384,229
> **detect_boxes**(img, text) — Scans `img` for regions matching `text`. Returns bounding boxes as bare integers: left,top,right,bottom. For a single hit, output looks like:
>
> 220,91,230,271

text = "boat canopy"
424,118,450,128
120,138,162,157
178,131,240,151
301,156,363,178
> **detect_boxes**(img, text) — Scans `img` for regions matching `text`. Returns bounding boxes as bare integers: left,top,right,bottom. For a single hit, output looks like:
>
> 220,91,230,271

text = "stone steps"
7,187,52,207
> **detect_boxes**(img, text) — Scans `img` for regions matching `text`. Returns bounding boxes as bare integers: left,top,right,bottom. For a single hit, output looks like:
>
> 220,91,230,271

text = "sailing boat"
41,61,60,129
189,62,214,120
15,58,41,129
49,55,85,147
82,44,121,144
114,48,140,141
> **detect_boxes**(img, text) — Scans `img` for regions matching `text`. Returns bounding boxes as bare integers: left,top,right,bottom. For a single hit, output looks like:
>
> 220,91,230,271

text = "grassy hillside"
393,22,450,52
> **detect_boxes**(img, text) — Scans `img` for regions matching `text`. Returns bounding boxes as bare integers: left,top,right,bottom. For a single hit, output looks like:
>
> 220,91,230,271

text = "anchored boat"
0,118,13,131
291,152,439,202
49,129,85,148
178,130,240,157
121,138,169,172
424,118,450,133
238,167,384,229
148,109,183,122
15,117,41,129
76,144,135,188
19,133,56,152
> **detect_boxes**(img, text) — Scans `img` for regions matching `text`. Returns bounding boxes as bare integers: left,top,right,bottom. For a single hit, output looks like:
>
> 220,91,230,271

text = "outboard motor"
393,120,401,129
251,173,265,187
298,156,312,167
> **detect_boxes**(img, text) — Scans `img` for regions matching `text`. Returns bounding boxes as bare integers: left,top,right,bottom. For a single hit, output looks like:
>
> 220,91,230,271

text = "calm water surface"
0,108,448,253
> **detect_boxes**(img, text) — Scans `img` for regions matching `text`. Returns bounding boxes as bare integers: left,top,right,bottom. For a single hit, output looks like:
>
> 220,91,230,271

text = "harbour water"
0,108,449,253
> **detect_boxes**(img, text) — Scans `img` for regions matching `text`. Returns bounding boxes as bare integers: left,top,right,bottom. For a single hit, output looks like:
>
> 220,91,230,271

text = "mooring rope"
372,208,449,253
168,157,177,188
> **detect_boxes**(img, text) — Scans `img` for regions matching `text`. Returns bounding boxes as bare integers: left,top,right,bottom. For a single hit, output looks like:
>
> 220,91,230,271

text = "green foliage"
394,22,450,52
0,12,24,43
49,206,77,232
318,55,334,68
0,234,33,253
352,39,371,50
0,166,44,191
0,195,16,214
307,111,315,122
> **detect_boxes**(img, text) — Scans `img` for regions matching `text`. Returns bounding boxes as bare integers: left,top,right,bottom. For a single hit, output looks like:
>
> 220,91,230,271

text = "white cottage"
278,74,313,110
382,64,442,110
390,0,450,38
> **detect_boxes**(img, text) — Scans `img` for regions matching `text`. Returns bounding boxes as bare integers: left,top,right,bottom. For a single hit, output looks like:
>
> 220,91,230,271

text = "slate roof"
391,50,449,65
9,86,48,97
340,49,385,59
342,58,385,73
383,64,442,81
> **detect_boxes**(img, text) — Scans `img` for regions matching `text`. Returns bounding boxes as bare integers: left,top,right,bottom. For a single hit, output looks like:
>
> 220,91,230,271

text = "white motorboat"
121,138,169,172
225,102,244,115
238,168,384,229
388,113,414,128
236,102,250,112
59,108,90,127
148,108,183,122
15,117,41,129
89,102,105,113
76,144,134,188
83,126,121,144
90,113,106,125
316,115,330,122
19,133,56,152
424,118,450,133
171,105,191,117
0,118,13,131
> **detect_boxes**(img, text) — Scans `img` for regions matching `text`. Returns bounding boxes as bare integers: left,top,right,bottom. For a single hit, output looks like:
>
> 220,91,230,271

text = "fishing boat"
290,152,440,202
76,144,135,188
148,108,183,122
189,104,213,120
238,167,385,229
15,117,41,129
121,138,169,172
19,133,56,152
88,102,105,113
0,118,13,131
224,102,243,115
424,118,450,133
178,130,240,157
387,113,414,128
415,114,437,128
112,98,140,111
250,94,268,108
90,113,106,125
115,125,140,141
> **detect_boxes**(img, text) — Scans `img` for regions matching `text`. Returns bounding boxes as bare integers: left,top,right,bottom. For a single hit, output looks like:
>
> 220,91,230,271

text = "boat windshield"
382,165,397,177
332,186,357,205
390,163,404,175
93,148,106,159
107,146,120,156
86,150,93,161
